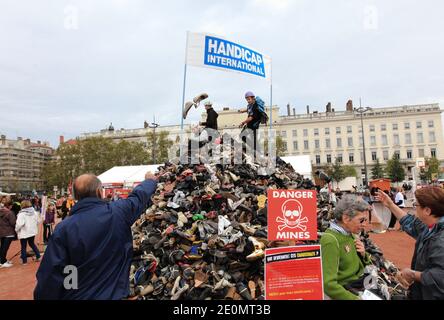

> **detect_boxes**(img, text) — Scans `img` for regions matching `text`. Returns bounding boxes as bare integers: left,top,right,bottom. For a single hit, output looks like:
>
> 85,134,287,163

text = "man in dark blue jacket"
34,172,158,300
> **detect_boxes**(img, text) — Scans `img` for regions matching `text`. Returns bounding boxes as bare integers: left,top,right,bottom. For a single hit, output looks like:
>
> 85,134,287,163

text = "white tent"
98,165,161,187
281,155,313,180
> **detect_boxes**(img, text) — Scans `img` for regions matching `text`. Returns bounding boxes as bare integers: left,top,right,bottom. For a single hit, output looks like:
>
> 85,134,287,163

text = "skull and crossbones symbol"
276,199,308,231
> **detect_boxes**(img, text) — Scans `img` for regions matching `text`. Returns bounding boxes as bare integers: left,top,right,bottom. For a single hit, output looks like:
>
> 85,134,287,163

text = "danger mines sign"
268,189,318,241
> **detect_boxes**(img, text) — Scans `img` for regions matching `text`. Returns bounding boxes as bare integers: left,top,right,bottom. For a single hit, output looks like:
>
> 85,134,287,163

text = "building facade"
0,135,54,192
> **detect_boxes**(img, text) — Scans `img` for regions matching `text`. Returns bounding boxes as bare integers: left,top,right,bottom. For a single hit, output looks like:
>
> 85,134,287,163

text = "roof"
98,165,162,185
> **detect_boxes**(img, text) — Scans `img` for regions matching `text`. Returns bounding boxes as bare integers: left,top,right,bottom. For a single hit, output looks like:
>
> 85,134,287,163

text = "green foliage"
41,134,173,191
343,165,358,178
371,159,385,179
385,154,405,182
325,159,346,183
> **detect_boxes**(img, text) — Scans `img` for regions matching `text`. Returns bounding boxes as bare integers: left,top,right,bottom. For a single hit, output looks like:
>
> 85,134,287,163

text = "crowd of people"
0,193,75,268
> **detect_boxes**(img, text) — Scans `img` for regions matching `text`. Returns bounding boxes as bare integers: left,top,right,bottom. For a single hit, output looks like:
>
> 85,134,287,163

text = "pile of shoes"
128,142,408,300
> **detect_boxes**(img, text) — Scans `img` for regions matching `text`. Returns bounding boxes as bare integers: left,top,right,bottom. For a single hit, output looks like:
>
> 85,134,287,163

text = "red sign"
265,245,324,300
267,190,318,241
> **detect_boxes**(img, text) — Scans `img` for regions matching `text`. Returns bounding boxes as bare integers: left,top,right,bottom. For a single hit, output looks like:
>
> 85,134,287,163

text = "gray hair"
334,195,370,221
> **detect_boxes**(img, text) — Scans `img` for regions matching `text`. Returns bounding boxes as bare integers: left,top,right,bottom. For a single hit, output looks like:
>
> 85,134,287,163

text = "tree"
326,160,346,183
343,165,358,178
371,159,385,179
263,135,286,157
423,157,440,182
41,137,151,192
146,131,174,164
386,154,405,183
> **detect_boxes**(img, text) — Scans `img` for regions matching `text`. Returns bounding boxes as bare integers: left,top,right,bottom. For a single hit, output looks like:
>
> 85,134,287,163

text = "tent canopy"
98,165,161,186
281,155,312,180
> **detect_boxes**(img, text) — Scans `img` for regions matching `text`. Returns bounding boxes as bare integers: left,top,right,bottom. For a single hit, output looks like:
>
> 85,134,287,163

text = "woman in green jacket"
321,195,372,300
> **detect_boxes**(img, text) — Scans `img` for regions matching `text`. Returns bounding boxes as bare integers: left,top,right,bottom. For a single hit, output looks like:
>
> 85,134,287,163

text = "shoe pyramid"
128,134,408,300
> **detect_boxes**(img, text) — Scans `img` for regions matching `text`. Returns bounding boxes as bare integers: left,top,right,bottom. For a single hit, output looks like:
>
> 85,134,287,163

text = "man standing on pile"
199,100,219,143
239,91,263,156
34,172,158,300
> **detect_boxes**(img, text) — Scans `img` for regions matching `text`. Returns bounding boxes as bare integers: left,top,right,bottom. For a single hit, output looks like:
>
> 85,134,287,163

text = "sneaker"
0,262,13,268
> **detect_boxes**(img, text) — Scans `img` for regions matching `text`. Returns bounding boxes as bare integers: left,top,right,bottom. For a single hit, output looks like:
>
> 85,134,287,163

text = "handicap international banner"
186,32,272,81
265,245,324,300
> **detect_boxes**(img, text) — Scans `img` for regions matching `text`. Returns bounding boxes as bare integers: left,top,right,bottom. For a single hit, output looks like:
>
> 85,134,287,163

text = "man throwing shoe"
34,172,158,300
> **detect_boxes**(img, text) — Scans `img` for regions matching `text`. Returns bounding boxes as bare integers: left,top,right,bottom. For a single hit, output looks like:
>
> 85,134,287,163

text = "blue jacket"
400,214,444,300
34,179,157,300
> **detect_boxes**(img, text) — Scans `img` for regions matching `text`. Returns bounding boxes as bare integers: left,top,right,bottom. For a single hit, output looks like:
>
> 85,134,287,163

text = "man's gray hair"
334,195,370,221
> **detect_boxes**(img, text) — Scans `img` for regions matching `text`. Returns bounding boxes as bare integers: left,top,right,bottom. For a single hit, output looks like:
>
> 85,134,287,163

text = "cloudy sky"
1,0,443,147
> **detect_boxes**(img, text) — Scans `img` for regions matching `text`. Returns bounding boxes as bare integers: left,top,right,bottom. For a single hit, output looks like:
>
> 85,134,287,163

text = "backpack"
255,97,269,125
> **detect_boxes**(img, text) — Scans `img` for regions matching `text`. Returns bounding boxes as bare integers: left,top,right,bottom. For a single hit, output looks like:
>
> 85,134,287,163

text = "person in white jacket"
15,200,41,265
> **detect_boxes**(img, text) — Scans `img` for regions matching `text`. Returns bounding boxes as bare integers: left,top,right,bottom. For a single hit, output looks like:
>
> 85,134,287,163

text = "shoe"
0,262,13,268
193,93,209,106
248,281,256,299
236,282,252,300
183,102,195,119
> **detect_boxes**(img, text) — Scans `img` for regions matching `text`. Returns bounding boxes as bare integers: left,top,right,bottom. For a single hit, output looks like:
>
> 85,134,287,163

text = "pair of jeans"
43,224,52,243
0,237,14,264
20,236,40,263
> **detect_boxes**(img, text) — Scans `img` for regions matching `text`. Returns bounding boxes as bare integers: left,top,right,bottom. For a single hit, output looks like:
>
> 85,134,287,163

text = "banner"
186,32,272,81
267,190,318,241
265,245,324,300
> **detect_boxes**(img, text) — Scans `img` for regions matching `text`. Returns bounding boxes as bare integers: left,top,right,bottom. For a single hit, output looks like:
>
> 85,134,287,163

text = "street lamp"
354,100,372,188
148,122,159,164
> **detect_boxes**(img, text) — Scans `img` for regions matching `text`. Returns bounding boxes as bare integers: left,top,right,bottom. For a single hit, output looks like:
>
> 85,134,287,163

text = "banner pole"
180,32,190,158
268,60,273,160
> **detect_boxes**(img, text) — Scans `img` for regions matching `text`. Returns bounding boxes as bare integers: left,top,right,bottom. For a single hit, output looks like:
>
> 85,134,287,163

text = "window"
303,129,308,137
325,139,331,148
314,128,319,136
337,138,342,148
304,140,309,150
349,153,354,163
348,137,353,147
327,154,332,164
316,155,321,165
359,136,363,147
431,148,437,158
337,154,343,163
372,152,377,161
430,131,436,143
381,135,388,146
369,125,375,132
315,140,320,149
347,126,352,133
428,120,434,128
293,141,298,150
394,151,400,160
393,134,400,145
416,121,422,129
392,123,398,130
336,127,341,134
407,150,412,159
417,132,424,144
381,124,386,131
404,122,410,129
383,150,389,161
405,133,412,144
325,128,330,135
292,130,297,137
360,152,364,161
418,149,425,157
370,136,376,146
